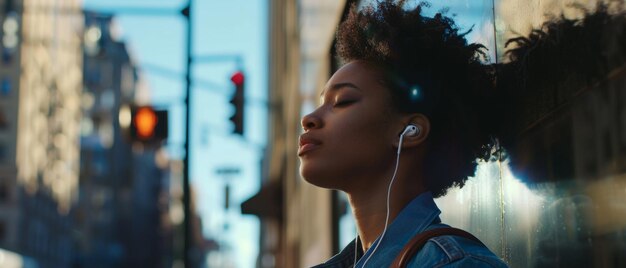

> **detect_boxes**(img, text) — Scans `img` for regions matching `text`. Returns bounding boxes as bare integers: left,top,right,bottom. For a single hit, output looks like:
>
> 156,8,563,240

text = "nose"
301,111,323,131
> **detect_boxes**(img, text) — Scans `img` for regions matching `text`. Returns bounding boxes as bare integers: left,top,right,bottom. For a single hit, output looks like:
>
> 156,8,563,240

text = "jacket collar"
313,192,441,268
356,191,441,267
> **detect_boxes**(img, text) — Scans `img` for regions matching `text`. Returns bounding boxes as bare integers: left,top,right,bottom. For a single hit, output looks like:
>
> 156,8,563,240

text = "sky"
83,0,268,267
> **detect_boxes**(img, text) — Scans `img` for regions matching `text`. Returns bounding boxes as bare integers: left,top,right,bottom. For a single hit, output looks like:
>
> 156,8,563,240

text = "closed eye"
333,100,356,107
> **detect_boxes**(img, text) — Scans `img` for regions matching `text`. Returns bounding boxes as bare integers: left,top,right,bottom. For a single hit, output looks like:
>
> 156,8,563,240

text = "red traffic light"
229,71,245,135
230,71,244,86
129,106,168,142
134,107,158,139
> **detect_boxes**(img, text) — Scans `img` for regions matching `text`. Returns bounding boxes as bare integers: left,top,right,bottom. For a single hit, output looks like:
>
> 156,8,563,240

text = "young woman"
298,1,509,267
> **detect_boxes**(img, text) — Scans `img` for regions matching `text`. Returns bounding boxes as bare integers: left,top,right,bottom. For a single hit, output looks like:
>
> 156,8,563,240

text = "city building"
72,11,173,268
0,0,83,267
0,0,23,253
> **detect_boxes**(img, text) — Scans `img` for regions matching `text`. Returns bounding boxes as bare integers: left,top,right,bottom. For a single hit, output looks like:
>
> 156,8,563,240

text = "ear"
394,114,430,148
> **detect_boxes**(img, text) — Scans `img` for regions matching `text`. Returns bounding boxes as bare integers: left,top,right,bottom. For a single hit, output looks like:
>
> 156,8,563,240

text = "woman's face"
299,61,403,190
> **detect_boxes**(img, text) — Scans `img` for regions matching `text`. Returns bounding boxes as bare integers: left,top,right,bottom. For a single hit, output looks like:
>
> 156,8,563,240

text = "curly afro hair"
335,0,500,197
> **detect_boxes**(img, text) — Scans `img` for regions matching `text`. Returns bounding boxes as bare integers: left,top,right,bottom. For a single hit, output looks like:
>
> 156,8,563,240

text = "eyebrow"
320,82,361,97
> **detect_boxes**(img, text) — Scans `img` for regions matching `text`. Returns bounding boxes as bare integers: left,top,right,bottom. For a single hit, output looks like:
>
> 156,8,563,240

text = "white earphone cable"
353,228,358,268
358,132,406,267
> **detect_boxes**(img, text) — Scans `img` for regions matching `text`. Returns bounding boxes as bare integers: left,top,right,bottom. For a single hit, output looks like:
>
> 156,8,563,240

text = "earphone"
357,124,420,268
397,125,419,155
402,124,420,137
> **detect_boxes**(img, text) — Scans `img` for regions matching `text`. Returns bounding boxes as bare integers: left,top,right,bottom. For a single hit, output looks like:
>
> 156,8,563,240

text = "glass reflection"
487,0,626,267
430,1,625,267
437,160,546,264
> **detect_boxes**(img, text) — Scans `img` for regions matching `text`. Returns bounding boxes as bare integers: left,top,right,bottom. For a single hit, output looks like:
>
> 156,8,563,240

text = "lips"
298,135,322,156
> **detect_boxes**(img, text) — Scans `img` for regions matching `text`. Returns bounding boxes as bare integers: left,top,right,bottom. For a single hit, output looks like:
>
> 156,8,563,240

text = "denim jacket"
311,192,509,268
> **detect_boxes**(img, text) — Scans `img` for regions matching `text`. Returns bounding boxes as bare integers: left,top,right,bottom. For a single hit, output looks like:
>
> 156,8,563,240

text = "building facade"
72,11,173,268
0,0,24,254
0,0,83,267
74,11,133,267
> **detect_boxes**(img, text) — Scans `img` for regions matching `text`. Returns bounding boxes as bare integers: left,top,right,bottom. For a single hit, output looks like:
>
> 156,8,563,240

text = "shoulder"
408,235,508,268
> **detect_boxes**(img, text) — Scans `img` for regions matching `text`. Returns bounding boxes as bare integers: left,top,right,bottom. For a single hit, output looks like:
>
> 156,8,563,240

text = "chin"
299,164,336,189
299,165,320,185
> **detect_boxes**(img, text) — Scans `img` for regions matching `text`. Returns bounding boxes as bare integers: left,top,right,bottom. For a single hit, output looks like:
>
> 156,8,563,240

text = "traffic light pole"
182,1,193,267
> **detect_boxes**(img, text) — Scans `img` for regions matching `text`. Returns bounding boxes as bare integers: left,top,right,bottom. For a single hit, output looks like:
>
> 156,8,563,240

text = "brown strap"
390,227,484,268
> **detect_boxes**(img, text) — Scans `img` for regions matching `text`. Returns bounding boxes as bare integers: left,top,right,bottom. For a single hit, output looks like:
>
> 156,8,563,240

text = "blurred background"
0,0,623,267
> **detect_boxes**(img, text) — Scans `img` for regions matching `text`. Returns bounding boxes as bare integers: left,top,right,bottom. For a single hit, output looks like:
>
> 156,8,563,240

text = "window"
2,49,12,65
0,181,8,202
0,109,8,129
0,220,5,242
0,78,10,96
0,143,6,162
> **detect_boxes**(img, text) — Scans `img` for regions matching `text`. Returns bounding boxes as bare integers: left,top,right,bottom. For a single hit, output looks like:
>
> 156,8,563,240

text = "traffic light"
130,106,168,142
229,71,245,135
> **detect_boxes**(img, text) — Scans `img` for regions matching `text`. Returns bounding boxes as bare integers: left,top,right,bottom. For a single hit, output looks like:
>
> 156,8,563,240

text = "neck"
347,153,426,252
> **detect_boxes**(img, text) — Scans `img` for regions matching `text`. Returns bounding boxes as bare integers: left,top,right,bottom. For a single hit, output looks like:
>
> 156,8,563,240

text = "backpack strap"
390,227,484,268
